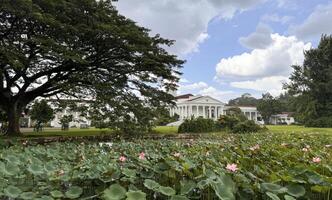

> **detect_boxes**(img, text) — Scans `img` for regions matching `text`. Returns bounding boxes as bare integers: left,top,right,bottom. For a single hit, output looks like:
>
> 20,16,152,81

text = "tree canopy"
257,93,282,124
0,0,183,136
30,100,54,132
285,35,332,126
228,93,259,107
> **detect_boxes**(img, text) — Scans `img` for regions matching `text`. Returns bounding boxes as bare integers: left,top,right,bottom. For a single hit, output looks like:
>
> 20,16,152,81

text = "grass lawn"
16,126,178,138
2,125,332,138
20,127,113,137
267,125,332,136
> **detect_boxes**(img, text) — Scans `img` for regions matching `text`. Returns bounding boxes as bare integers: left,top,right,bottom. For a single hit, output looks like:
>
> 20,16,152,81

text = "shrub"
178,117,218,133
218,115,241,130
232,120,262,134
305,117,332,127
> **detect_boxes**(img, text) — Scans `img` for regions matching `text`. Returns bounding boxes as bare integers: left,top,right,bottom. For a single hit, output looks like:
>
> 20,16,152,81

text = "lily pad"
286,184,305,197
143,179,160,191
102,184,126,200
4,185,22,198
261,183,287,194
65,186,83,199
50,190,64,198
266,192,280,200
20,192,36,199
159,186,176,196
126,190,146,200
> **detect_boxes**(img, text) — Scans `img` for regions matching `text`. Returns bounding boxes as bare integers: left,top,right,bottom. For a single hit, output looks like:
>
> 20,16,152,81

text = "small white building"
169,94,259,122
270,113,295,125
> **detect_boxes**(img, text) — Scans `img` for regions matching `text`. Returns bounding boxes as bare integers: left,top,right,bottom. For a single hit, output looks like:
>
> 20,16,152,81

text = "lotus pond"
0,132,331,200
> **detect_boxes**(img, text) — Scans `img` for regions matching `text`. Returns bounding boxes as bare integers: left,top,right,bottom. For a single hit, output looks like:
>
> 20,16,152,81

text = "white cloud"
178,81,238,102
230,76,289,96
199,86,237,102
291,2,332,40
180,82,208,91
239,23,273,49
179,78,190,83
216,33,311,78
261,14,293,24
115,0,264,55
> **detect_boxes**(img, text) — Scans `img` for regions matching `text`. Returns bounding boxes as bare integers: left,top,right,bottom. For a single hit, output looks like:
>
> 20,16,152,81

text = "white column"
190,105,193,118
214,106,217,120
196,105,199,118
209,106,212,119
203,106,206,118
250,112,252,120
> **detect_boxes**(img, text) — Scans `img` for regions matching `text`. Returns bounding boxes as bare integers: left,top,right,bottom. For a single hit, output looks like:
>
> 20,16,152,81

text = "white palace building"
169,94,259,124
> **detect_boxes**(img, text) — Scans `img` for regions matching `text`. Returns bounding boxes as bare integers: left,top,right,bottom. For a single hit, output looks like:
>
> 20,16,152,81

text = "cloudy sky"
115,0,332,102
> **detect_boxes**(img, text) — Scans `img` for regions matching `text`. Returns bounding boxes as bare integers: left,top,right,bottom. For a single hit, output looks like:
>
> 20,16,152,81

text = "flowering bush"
0,132,331,199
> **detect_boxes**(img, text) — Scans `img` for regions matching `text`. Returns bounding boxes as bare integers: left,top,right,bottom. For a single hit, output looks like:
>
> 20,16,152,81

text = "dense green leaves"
285,35,332,127
0,0,184,136
65,186,83,199
0,131,331,199
102,184,126,200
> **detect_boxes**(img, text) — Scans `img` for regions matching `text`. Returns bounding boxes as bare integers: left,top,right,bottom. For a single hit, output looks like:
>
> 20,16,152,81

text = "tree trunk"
6,105,23,137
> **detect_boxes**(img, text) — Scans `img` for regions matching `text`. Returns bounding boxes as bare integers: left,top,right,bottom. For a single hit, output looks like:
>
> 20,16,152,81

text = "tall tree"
30,100,54,132
257,93,282,124
0,0,183,136
285,35,332,125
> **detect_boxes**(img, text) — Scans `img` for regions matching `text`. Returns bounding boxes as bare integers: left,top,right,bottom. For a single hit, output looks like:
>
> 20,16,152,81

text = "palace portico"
169,94,259,122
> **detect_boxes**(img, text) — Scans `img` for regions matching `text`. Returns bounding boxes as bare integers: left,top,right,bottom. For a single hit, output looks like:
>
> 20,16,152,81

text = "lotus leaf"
266,192,280,200
126,190,146,200
102,184,126,200
285,184,305,197
4,185,22,198
65,186,83,199
159,186,176,196
143,179,160,191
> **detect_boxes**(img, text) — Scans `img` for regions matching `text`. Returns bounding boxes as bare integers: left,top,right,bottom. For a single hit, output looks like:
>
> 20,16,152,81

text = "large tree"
0,0,183,136
257,93,282,124
285,35,332,125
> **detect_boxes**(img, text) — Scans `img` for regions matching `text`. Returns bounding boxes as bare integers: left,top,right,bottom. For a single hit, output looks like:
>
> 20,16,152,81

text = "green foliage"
305,117,332,128
218,115,241,130
285,35,332,127
219,109,263,134
30,100,54,132
0,0,184,136
154,107,179,126
232,120,263,134
257,93,282,124
228,93,259,106
178,117,218,133
0,132,331,199
60,115,73,131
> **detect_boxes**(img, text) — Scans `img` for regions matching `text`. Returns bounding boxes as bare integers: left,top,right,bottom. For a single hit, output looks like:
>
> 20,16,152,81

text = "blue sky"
116,0,332,102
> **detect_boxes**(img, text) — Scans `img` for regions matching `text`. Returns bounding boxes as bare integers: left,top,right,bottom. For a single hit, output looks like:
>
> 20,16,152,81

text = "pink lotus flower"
302,148,309,152
139,152,145,160
173,152,181,157
119,156,127,162
312,157,321,163
250,144,260,151
226,163,238,172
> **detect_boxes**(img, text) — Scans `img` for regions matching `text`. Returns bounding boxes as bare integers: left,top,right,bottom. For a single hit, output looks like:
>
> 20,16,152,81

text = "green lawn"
3,125,332,138
266,125,332,136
